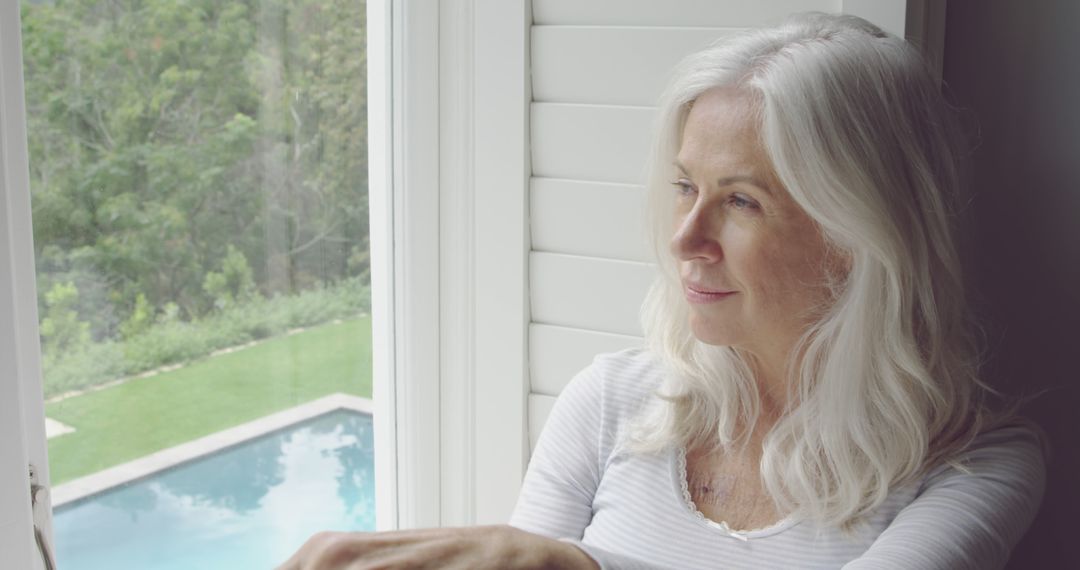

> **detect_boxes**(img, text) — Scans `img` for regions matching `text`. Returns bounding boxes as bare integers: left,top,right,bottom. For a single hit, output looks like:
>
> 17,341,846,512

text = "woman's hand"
274,524,600,570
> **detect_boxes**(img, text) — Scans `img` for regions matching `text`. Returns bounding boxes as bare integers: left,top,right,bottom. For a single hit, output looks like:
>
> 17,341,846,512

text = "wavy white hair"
634,12,1011,529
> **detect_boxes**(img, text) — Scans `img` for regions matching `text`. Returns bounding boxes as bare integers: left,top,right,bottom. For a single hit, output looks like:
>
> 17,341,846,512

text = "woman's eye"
670,180,695,197
728,194,759,210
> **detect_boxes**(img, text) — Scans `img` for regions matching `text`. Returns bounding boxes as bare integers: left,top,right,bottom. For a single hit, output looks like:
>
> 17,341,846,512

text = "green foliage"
203,245,257,310
119,293,153,340
21,0,369,332
41,277,369,398
40,281,91,354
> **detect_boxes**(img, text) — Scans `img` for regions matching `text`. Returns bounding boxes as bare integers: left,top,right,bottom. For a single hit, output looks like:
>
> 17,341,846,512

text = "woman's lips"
684,285,737,304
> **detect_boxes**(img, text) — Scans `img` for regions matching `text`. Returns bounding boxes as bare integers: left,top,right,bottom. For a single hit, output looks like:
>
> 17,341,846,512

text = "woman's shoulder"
558,347,667,419
921,418,1048,494
956,419,1047,466
857,420,1048,569
584,346,666,397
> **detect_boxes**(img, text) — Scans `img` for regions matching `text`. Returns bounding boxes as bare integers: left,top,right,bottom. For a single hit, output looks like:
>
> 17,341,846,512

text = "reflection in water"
54,410,374,570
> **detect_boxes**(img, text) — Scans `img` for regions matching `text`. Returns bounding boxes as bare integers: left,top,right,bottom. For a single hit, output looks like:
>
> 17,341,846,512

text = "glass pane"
20,0,373,567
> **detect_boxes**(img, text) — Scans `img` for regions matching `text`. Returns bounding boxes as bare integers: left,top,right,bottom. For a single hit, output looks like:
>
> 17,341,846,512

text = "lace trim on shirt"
674,446,797,541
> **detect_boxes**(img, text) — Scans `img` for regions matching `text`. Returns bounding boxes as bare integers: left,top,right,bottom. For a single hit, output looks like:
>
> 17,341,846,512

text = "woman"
279,13,1045,570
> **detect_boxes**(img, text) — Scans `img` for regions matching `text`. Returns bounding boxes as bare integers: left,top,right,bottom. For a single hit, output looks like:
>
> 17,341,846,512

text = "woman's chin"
688,319,739,347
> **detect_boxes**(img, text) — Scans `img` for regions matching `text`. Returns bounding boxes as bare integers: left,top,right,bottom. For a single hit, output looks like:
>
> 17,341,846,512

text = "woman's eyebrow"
673,160,773,196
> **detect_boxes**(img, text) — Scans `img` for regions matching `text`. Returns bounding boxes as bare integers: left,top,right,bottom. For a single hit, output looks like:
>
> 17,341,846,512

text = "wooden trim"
469,0,531,524
437,0,478,526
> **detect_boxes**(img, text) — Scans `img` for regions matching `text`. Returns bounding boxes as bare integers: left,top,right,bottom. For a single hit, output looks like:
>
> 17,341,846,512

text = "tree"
256,0,368,294
21,0,368,334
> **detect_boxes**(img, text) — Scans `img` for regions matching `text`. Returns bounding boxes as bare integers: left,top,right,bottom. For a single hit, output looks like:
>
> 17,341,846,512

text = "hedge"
42,278,371,398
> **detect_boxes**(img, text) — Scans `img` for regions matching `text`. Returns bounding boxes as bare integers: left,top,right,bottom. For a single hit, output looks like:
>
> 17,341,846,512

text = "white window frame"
1,2,52,568
437,0,530,525
375,0,443,530
384,0,530,528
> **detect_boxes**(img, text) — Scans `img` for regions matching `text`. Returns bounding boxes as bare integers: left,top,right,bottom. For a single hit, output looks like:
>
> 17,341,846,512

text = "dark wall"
943,1,1080,568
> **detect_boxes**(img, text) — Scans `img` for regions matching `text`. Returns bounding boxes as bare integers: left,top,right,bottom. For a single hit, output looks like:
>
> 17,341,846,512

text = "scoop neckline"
670,446,801,540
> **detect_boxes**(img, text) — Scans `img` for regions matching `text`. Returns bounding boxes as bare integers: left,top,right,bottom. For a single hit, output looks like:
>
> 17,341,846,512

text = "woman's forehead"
678,89,769,174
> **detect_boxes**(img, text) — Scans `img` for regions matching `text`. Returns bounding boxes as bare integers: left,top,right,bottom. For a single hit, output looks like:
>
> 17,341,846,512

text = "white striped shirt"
510,348,1045,569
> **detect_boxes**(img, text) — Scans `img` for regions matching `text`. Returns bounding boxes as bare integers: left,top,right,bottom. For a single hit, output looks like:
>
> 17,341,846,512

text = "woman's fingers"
273,526,504,570
274,531,342,570
273,525,598,570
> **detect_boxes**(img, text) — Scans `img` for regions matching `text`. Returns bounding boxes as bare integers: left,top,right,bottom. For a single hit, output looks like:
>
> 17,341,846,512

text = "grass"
46,316,372,484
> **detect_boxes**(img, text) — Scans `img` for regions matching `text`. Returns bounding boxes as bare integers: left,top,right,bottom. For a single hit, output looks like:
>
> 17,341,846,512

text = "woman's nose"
670,204,723,262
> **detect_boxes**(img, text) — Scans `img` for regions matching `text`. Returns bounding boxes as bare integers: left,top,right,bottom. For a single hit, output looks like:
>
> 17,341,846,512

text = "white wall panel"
533,0,841,27
840,0,907,38
531,103,654,184
530,323,642,396
530,251,655,337
530,177,650,262
527,394,557,452
531,26,739,106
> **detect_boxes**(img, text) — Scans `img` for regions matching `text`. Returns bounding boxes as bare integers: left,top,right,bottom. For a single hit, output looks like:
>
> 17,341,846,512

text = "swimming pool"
53,409,375,570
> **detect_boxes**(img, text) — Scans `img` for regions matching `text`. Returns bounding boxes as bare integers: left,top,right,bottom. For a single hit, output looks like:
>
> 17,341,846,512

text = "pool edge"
51,393,373,507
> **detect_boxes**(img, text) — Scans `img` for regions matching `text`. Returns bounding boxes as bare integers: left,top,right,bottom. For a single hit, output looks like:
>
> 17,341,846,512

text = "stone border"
45,417,76,439
51,393,373,507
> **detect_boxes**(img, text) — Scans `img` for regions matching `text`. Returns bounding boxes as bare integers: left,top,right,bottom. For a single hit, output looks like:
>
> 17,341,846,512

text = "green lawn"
46,316,372,484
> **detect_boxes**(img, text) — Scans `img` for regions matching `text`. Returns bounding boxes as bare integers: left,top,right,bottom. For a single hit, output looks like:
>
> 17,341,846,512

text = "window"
4,2,535,566
16,1,376,567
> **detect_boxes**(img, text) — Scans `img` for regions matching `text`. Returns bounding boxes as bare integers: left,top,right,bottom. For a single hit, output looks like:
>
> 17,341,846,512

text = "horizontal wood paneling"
530,251,656,337
530,177,650,262
532,26,740,106
527,393,557,452
531,103,654,184
533,0,841,27
529,323,642,396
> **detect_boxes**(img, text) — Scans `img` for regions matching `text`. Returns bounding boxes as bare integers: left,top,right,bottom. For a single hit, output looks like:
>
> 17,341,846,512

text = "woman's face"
671,87,842,364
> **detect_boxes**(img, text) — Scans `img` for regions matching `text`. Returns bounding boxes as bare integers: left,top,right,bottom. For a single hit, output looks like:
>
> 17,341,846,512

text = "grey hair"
634,12,1009,529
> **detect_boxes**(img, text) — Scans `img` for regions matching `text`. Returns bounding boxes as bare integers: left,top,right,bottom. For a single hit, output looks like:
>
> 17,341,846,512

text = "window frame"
0,2,52,568
384,0,531,528
1,2,533,557
1,0,407,558
436,0,531,525
374,0,442,530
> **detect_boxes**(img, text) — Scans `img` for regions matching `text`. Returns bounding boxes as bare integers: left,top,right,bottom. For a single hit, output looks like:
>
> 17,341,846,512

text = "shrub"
42,278,370,398
42,342,127,397
39,281,91,354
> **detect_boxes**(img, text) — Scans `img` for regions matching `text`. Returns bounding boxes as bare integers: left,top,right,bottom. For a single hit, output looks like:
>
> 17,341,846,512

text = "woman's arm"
274,364,616,570
509,365,607,539
274,525,599,570
843,424,1047,570
509,359,670,570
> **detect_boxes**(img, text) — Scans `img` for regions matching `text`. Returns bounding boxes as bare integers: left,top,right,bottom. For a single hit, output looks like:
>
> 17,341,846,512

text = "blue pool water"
53,410,375,570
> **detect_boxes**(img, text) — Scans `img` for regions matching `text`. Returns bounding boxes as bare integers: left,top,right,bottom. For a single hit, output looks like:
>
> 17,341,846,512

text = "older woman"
279,13,1045,570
